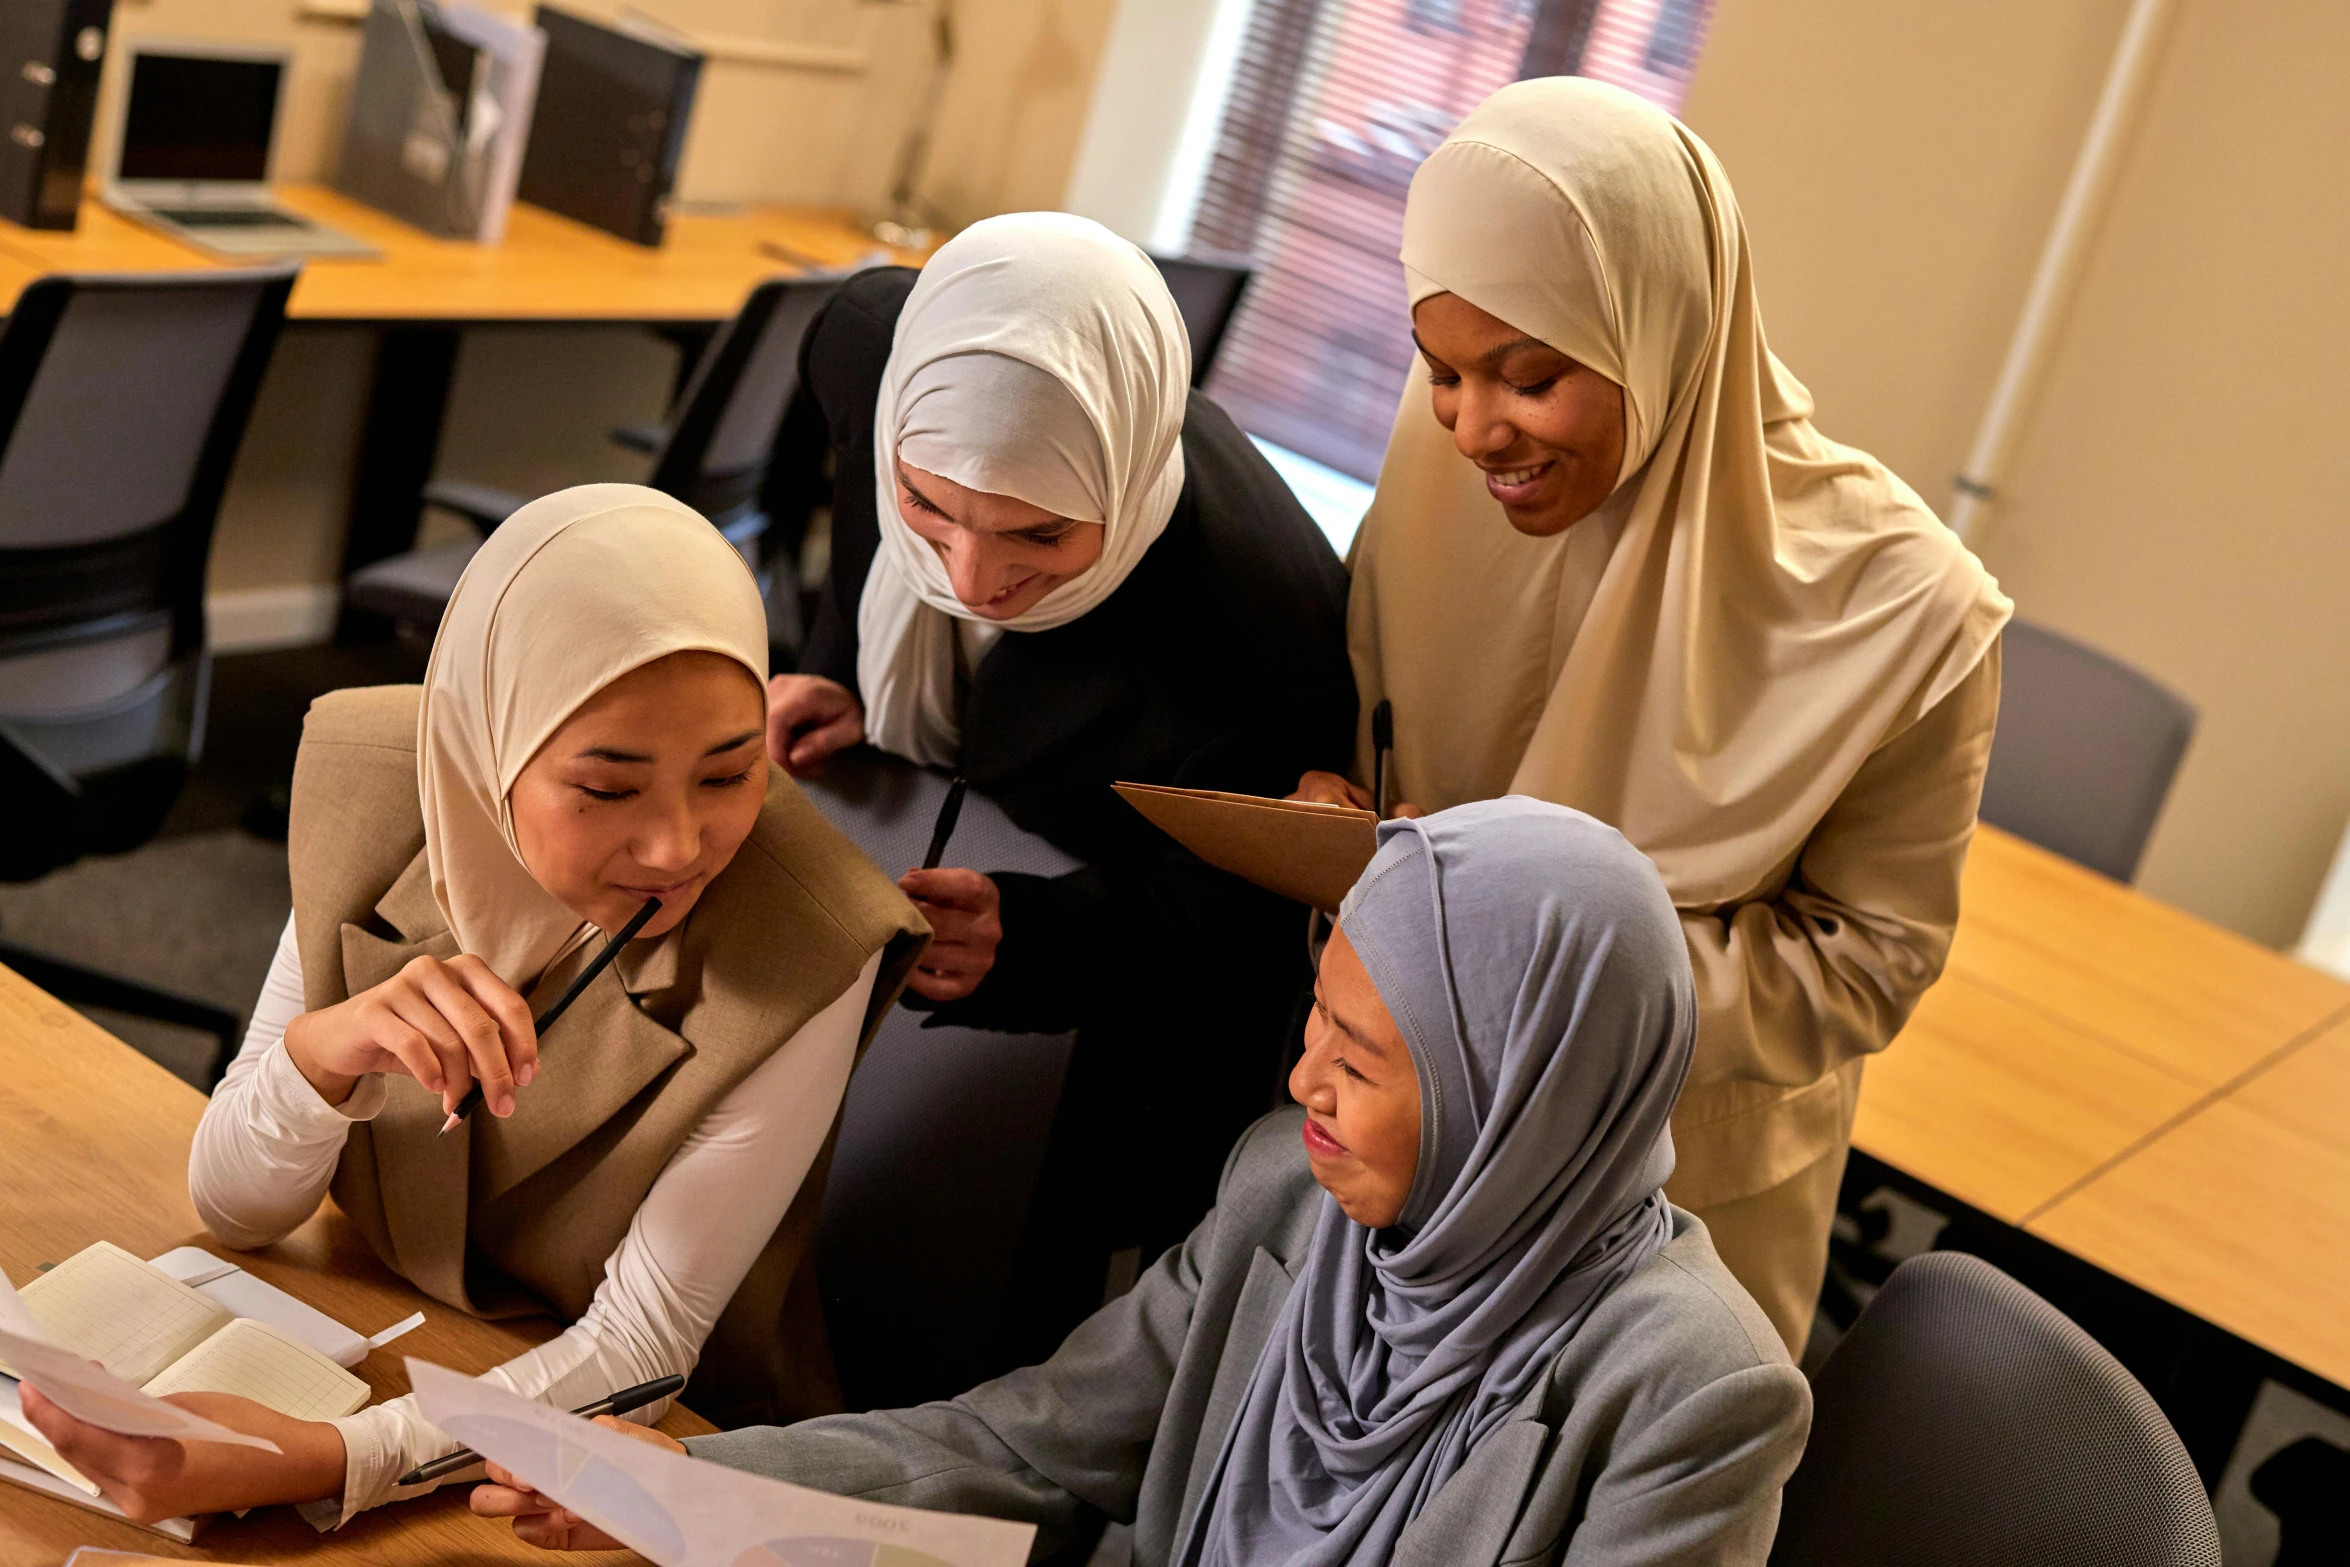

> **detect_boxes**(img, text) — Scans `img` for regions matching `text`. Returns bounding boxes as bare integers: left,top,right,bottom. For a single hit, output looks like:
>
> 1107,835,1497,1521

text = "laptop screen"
118,52,282,183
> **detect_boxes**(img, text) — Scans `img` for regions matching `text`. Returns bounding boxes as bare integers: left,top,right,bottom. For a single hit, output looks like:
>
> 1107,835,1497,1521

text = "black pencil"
438,896,662,1135
1371,700,1394,820
394,1373,687,1487
921,775,969,870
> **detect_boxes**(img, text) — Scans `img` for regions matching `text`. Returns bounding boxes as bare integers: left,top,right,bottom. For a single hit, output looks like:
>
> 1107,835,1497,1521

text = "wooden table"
0,959,707,1564
0,185,925,322
0,186,933,625
1856,824,2350,1387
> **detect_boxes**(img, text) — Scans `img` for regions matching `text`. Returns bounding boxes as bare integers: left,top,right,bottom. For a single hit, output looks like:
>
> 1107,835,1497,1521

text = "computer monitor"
111,41,286,188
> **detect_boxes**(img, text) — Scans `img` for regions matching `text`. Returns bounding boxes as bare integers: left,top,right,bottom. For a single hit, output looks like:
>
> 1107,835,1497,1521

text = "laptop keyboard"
148,207,314,230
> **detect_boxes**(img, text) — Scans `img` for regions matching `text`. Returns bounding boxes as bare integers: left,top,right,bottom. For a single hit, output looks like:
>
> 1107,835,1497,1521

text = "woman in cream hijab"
24,485,925,1529
1296,78,2010,1352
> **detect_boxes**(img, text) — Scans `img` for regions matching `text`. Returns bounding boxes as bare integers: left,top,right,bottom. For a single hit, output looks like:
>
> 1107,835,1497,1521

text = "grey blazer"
689,1110,1811,1567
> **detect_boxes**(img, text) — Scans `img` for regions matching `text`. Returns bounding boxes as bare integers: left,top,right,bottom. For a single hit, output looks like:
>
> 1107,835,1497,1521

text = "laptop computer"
100,39,379,259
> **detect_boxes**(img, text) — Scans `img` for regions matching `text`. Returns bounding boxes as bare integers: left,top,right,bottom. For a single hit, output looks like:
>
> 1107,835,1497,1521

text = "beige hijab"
1352,78,2009,907
417,483,769,988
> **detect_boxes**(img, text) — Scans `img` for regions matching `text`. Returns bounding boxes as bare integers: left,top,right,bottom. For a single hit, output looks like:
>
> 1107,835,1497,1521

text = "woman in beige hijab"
1295,78,2009,1352
24,485,925,1529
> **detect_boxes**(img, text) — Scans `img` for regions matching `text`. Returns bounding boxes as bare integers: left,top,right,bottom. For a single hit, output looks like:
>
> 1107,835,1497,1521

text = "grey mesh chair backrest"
649,274,840,530
1771,1252,2221,1567
1978,619,2195,882
1151,251,1253,387
0,266,296,874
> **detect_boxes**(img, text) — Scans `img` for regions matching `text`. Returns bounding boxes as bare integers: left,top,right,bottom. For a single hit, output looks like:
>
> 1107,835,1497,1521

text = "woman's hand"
1290,771,1424,819
766,675,864,776
283,953,537,1117
471,1417,686,1551
897,868,1002,1002
18,1384,345,1524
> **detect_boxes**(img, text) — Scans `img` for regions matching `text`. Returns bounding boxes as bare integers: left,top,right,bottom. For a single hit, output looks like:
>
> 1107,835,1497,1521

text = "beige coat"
1665,643,2001,1349
287,684,929,1426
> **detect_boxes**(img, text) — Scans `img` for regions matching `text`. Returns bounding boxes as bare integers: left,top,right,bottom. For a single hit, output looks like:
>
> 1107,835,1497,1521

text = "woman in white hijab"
1295,79,2010,1352
765,214,1356,1366
24,486,926,1528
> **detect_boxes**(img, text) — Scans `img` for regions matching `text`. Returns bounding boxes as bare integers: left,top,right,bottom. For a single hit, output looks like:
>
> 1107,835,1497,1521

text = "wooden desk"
2032,1012,2350,1391
1855,826,2350,1224
0,187,933,618
0,959,708,1564
0,186,924,323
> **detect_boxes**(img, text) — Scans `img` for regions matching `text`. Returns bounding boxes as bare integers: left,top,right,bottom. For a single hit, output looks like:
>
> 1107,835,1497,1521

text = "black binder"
515,6,701,247
0,0,112,231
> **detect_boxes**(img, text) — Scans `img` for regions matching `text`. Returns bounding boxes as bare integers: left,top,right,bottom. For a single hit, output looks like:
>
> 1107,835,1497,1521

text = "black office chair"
347,274,843,647
0,266,298,1089
1773,1252,2221,1567
1151,251,1254,387
1979,619,2197,882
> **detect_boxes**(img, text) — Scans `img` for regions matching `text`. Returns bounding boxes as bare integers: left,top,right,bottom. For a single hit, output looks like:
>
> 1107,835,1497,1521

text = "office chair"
346,274,842,646
1979,619,2196,882
796,748,1084,1412
0,266,298,1090
1772,1252,2220,1567
1150,251,1254,387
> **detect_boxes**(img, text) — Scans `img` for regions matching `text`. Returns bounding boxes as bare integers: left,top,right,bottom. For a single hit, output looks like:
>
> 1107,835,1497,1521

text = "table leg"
336,324,462,642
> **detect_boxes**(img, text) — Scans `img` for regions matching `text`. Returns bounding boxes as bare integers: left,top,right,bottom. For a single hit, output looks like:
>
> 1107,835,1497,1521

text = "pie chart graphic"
732,1538,959,1567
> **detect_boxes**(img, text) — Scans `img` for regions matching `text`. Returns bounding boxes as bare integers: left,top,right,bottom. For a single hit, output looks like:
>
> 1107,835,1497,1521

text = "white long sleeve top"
188,914,879,1529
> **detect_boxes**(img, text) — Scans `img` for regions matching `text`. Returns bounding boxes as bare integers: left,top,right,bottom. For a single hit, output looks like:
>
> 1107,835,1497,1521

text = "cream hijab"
417,483,770,989
857,211,1191,766
1352,78,2010,907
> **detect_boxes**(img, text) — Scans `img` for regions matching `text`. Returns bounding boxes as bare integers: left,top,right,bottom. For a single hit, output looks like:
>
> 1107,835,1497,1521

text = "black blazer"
783,267,1355,1233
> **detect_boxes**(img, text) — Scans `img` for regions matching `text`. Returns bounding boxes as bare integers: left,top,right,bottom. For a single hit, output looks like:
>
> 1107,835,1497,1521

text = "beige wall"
1682,0,2350,948
95,0,1111,612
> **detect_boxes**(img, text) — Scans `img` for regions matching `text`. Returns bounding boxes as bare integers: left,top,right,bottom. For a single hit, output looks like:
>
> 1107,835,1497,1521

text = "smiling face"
1290,924,1423,1228
1412,291,1628,537
508,651,768,941
894,462,1106,620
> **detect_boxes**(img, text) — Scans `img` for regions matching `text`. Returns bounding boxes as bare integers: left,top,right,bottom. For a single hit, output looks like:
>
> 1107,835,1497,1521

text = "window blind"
1187,0,1713,482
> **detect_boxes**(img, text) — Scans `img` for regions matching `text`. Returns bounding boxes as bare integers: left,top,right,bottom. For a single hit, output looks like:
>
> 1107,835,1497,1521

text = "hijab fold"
418,483,769,990
857,212,1191,766
1184,798,1696,1567
1352,78,2011,907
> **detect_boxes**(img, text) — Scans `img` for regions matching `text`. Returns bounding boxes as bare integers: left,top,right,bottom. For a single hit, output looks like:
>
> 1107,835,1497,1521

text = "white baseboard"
206,584,339,654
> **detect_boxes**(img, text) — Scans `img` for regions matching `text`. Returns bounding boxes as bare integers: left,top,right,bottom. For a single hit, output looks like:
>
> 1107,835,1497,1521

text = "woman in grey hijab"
474,799,1813,1567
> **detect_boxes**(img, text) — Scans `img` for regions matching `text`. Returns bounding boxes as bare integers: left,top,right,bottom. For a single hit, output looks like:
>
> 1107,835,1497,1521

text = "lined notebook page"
20,1244,231,1388
142,1318,369,1420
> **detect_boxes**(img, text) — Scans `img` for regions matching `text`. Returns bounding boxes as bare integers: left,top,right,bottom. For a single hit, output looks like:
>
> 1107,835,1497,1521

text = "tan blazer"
286,685,929,1426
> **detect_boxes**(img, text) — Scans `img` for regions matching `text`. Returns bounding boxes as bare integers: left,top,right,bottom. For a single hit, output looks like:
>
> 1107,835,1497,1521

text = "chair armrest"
421,479,530,533
609,423,666,454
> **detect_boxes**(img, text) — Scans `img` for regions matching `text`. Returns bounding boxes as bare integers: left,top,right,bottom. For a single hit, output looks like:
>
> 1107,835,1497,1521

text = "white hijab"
856,212,1192,766
1351,79,2009,907
418,483,769,990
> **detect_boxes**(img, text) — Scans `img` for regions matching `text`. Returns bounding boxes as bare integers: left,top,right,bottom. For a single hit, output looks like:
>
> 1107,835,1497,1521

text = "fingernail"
495,1092,514,1117
518,1061,537,1087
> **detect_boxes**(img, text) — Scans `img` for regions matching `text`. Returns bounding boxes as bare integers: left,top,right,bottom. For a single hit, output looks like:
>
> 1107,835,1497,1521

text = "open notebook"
0,1243,370,1516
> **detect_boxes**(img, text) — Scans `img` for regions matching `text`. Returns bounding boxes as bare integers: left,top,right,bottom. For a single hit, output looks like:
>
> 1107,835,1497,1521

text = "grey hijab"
1184,797,1696,1567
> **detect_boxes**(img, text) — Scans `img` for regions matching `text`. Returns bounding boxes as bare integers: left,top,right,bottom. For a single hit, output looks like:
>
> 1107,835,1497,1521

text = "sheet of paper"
143,1318,369,1421
20,1243,231,1387
0,1271,280,1455
410,1360,1034,1567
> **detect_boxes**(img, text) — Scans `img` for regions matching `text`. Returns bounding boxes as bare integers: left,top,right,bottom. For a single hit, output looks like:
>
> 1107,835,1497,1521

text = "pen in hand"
920,774,969,871
1371,700,1394,820
438,897,662,1135
394,1373,687,1487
